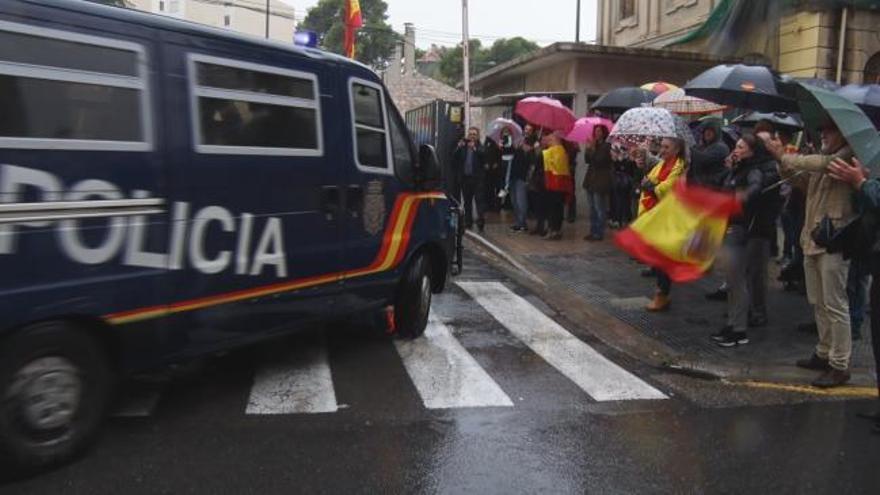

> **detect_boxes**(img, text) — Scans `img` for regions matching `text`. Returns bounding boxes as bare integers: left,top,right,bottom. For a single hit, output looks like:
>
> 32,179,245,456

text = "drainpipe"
836,7,848,84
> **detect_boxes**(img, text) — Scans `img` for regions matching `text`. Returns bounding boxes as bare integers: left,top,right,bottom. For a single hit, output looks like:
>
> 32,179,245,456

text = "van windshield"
386,99,416,185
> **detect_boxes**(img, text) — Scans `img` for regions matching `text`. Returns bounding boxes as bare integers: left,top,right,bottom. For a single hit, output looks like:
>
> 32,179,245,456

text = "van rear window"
197,63,314,100
0,76,141,142
199,98,317,150
0,22,150,151
190,56,322,156
0,30,138,76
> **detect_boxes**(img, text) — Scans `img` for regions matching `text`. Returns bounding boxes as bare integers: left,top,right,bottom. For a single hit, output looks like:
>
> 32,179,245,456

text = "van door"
338,78,415,309
160,40,343,349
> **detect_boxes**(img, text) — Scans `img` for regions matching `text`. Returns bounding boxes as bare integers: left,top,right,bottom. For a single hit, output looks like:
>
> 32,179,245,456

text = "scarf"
640,156,679,212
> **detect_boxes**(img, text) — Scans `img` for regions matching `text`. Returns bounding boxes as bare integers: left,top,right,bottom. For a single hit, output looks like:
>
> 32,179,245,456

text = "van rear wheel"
0,322,111,475
394,254,433,339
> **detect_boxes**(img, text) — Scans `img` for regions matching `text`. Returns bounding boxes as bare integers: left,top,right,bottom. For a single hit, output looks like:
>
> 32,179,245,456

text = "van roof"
24,0,375,74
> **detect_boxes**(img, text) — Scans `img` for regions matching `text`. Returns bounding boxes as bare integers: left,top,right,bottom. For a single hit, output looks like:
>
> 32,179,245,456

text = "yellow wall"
777,10,839,79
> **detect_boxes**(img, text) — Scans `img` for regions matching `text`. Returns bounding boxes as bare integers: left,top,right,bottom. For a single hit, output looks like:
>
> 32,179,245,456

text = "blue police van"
0,0,460,472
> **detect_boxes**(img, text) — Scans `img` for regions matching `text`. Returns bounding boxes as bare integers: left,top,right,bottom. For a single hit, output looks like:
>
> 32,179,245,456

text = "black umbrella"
592,87,656,114
684,64,797,113
733,111,804,131
836,84,880,128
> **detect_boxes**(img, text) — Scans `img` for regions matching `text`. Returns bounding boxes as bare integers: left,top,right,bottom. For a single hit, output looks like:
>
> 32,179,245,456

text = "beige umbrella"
653,88,728,116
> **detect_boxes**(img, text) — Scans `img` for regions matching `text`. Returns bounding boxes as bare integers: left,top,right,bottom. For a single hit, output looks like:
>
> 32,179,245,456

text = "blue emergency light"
294,30,318,48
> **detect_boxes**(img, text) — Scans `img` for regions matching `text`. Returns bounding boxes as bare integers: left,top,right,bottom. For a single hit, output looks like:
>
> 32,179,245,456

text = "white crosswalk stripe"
394,312,514,409
111,282,668,418
457,281,668,402
245,342,339,415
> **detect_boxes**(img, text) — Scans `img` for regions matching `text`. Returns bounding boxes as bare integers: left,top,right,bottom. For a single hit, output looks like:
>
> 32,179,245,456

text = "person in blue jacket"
828,155,880,434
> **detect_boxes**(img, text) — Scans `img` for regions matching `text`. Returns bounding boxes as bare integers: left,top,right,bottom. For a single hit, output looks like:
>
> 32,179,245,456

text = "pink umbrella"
564,116,615,143
514,97,576,132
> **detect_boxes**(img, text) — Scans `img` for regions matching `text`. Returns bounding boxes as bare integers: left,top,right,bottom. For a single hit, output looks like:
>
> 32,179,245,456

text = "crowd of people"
449,114,879,394
450,123,579,239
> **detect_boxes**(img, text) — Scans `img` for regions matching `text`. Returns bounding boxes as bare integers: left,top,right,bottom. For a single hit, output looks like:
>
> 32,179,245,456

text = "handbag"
810,215,861,254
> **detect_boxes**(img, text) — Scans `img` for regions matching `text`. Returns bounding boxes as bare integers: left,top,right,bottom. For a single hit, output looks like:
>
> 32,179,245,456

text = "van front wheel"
394,254,433,339
0,322,111,475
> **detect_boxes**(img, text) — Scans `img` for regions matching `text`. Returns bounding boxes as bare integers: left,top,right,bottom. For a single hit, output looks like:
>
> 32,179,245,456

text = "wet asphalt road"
3,255,880,494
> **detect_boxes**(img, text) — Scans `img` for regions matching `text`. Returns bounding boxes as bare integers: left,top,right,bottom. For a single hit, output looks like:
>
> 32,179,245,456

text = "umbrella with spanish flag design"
614,182,741,283
344,0,363,59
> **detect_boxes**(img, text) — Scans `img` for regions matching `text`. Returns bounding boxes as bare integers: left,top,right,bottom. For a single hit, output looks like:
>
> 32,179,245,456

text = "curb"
464,230,878,398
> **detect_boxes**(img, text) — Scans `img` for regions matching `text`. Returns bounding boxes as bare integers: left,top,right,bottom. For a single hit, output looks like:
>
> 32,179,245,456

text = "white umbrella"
486,118,524,147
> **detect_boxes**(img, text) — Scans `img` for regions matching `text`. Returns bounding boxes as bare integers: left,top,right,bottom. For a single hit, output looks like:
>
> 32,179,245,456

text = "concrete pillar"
404,23,416,75
388,42,403,83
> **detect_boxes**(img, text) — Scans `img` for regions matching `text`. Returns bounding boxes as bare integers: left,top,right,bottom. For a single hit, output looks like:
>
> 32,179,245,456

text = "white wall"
129,0,296,43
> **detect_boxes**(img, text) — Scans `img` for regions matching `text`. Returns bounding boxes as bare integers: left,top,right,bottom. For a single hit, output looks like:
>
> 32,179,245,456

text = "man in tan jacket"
765,124,856,388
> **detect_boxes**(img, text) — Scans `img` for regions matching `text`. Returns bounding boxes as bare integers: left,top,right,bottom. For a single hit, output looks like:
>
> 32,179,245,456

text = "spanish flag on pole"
344,0,363,59
614,182,741,283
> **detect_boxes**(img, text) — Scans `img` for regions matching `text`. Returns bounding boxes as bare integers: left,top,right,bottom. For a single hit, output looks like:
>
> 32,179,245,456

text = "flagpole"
265,0,270,39
462,0,471,131
575,0,581,43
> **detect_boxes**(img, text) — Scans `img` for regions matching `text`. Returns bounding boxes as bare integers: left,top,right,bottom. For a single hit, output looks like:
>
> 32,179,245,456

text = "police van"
0,0,460,472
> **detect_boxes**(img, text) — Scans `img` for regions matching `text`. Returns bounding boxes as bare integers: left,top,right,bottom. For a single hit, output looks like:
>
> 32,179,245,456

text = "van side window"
350,81,391,172
0,22,150,150
190,55,322,156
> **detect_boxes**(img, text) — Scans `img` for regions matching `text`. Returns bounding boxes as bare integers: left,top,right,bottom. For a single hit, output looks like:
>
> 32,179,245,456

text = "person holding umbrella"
540,132,574,240
640,137,687,311
765,122,856,388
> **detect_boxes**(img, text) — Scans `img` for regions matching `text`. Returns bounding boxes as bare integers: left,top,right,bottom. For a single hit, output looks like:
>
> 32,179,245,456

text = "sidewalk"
467,210,878,394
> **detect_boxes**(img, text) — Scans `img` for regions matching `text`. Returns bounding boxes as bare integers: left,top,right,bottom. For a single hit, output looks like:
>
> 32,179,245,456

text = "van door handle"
321,185,340,220
346,185,363,218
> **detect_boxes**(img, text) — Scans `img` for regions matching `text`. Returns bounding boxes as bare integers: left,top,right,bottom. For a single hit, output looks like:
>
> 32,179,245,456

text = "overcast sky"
281,0,599,49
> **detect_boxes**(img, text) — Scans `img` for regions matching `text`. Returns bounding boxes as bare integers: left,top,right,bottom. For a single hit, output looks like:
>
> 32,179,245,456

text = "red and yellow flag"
344,0,363,59
614,182,741,283
542,144,574,199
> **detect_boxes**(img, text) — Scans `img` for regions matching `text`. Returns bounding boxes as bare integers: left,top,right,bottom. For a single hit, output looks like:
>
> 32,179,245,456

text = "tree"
437,37,539,87
485,37,540,66
299,0,396,68
436,39,485,87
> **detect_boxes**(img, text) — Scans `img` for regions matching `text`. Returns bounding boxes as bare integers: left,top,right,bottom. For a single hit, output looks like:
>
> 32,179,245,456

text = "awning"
472,91,576,108
667,0,880,49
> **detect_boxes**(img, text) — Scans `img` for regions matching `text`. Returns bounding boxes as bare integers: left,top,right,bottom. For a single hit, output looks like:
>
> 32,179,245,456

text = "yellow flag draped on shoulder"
614,182,741,282
542,144,573,198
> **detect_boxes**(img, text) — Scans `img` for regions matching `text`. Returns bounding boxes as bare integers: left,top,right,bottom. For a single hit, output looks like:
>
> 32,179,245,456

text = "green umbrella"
793,82,880,170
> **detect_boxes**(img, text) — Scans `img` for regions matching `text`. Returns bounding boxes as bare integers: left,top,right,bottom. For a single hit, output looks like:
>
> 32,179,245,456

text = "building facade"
469,42,733,130
129,0,296,43
596,0,880,84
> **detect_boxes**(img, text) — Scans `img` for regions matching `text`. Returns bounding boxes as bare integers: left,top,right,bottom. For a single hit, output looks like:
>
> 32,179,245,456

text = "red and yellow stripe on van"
105,192,446,325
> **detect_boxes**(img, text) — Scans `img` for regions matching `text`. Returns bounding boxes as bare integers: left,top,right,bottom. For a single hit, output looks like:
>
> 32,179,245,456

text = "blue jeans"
847,256,870,338
586,191,608,238
511,179,528,228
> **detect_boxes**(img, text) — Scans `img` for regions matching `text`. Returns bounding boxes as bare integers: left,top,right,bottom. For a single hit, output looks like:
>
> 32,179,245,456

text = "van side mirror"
417,143,443,187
